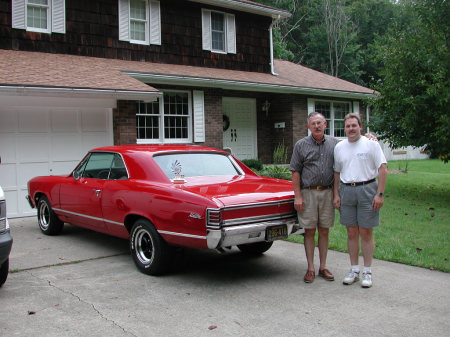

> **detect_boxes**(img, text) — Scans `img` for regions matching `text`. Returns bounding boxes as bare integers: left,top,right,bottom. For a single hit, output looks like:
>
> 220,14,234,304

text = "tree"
370,0,450,161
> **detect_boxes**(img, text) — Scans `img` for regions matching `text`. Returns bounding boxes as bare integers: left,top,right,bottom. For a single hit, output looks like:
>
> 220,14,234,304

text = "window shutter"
201,9,211,51
193,91,205,143
149,1,161,45
12,0,26,30
353,101,360,115
226,14,236,54
52,0,66,33
307,99,315,115
118,0,130,41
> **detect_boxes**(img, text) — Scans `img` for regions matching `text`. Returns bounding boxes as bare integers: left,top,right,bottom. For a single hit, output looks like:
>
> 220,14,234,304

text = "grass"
285,159,450,272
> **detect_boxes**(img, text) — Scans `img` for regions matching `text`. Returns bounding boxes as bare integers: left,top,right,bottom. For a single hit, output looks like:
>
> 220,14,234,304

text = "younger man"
333,113,387,288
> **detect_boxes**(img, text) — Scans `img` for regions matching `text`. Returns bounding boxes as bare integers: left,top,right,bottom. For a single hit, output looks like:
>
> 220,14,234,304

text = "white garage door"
0,96,115,218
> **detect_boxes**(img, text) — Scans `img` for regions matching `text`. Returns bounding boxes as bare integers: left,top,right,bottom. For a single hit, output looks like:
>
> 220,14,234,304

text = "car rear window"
154,153,241,179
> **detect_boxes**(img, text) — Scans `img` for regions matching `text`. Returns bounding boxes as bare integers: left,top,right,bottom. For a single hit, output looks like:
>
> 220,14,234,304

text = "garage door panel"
19,109,48,133
0,164,17,190
82,109,108,131
17,134,50,163
0,108,19,132
52,133,82,161
0,134,17,163
82,133,110,152
4,190,19,218
18,162,49,187
51,109,79,132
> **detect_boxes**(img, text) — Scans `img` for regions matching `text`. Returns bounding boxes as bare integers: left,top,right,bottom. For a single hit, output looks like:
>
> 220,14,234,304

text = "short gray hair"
307,112,326,124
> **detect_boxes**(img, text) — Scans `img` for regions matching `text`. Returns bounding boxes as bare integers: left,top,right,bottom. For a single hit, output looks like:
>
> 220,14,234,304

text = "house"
0,0,375,217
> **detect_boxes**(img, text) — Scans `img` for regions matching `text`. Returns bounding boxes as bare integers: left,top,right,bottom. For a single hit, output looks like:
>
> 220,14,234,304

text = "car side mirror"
73,171,80,180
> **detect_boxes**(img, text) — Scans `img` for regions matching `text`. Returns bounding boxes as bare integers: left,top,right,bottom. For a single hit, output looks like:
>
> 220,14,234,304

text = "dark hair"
344,113,362,127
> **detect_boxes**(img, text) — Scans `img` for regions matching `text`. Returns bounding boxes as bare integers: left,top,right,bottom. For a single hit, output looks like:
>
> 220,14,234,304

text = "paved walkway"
1,217,449,336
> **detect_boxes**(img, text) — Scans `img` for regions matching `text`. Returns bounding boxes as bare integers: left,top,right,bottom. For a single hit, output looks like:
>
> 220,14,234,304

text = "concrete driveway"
1,217,449,337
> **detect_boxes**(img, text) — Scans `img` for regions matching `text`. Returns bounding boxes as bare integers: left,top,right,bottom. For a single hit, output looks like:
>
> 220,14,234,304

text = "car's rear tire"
0,258,9,287
237,241,273,255
37,196,64,235
130,219,172,275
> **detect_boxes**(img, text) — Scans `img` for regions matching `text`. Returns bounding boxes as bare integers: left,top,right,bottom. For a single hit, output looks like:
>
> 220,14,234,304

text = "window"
74,153,128,180
154,153,241,179
137,91,193,143
12,0,66,34
119,0,161,45
202,9,236,54
309,99,357,138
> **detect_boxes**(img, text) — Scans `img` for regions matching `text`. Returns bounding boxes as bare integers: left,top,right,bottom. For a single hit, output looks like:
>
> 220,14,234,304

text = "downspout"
269,15,281,76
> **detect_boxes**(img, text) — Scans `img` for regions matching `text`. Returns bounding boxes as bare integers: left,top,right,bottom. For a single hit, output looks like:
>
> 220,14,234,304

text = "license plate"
266,224,288,241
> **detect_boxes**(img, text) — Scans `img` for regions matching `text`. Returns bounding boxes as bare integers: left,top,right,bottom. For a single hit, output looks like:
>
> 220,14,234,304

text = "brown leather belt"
342,179,376,186
307,185,332,190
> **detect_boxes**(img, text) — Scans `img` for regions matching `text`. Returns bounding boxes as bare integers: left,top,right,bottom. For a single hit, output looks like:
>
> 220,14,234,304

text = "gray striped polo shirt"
289,134,339,188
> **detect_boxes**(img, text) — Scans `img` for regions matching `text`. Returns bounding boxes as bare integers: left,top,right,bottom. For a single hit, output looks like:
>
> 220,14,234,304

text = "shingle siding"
0,0,272,72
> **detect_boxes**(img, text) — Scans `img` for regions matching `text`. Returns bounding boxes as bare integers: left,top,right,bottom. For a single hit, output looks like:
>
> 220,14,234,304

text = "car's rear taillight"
206,209,222,229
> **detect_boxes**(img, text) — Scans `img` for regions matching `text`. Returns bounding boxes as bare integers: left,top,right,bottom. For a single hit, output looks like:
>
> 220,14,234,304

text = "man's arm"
372,163,387,211
291,171,305,213
333,171,341,210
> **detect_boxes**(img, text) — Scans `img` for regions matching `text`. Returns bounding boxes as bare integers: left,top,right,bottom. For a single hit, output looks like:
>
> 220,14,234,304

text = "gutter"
269,15,281,76
125,72,376,99
0,85,161,102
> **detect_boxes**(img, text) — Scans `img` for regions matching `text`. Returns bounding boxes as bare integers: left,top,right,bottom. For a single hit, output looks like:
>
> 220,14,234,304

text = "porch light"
262,99,271,117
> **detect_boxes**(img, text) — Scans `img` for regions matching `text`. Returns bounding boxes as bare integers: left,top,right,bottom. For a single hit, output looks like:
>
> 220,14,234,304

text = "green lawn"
286,159,450,272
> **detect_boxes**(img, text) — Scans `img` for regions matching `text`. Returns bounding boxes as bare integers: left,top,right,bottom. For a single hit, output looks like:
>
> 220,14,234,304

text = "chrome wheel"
38,200,50,231
36,196,63,235
134,227,155,265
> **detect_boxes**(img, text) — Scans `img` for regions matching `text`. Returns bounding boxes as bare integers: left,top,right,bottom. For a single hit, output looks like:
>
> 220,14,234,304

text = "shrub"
241,158,263,171
273,142,288,164
260,165,292,180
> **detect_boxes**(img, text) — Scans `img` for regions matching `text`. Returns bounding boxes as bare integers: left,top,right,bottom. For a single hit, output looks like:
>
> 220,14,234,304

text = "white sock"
351,265,360,273
363,266,372,274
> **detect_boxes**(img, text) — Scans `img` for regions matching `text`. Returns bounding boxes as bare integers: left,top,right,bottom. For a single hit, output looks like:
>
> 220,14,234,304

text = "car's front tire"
130,219,172,275
0,258,9,287
237,241,273,255
37,196,64,235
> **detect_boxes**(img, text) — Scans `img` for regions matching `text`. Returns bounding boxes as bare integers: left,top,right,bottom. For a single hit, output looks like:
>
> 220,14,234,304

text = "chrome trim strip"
222,212,297,226
222,199,294,211
53,208,124,226
158,230,206,240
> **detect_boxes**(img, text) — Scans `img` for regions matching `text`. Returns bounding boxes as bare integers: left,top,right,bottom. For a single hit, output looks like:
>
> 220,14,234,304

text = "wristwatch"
378,192,384,197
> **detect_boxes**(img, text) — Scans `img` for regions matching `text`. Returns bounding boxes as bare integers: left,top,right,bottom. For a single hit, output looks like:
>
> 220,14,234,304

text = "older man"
333,113,387,288
289,112,338,283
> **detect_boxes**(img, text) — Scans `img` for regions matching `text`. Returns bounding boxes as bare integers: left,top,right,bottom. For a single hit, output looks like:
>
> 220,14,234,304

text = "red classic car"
27,145,302,275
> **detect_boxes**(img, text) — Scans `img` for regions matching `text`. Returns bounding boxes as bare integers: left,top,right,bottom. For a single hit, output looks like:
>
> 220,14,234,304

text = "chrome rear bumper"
206,220,303,249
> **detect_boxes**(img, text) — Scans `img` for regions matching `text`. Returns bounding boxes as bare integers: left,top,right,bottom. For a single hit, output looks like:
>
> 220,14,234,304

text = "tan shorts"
298,189,335,229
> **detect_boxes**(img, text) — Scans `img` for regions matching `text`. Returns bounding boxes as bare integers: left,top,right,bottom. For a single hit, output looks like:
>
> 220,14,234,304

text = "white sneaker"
361,272,373,288
343,270,360,285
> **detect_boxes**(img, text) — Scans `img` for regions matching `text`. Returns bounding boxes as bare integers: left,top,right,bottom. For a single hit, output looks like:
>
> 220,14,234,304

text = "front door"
222,97,257,160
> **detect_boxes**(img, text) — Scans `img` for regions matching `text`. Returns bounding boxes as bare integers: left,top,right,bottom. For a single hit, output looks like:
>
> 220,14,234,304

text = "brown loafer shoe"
318,268,335,281
304,270,315,283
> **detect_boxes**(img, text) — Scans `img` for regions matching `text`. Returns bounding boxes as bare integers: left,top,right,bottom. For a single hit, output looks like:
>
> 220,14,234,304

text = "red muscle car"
27,145,302,275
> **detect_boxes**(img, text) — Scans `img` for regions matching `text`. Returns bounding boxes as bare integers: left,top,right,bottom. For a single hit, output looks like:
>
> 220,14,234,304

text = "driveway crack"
27,270,137,337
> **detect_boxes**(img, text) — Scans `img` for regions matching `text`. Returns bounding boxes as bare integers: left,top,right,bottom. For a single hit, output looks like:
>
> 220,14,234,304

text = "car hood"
177,175,294,207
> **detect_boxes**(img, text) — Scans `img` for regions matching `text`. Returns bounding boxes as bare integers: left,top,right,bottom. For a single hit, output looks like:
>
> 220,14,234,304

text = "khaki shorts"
298,189,335,229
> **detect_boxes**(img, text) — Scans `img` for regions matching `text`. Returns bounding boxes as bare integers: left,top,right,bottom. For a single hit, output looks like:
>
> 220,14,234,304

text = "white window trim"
202,9,236,54
307,98,359,139
12,0,66,34
137,90,193,144
119,0,161,45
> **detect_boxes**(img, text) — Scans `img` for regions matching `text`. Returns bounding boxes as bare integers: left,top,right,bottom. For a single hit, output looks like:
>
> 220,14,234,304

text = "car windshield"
154,153,241,179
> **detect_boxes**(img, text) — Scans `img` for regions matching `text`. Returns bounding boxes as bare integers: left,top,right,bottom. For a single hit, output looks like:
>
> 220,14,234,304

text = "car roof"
90,144,228,156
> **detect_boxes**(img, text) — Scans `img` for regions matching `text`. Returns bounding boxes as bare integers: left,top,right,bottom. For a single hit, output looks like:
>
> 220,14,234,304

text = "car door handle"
93,189,101,197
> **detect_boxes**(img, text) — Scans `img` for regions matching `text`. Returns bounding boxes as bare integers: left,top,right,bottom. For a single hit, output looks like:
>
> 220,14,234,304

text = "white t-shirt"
334,136,387,183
